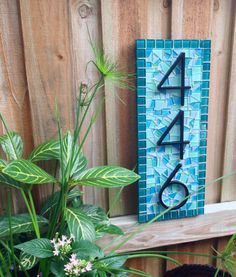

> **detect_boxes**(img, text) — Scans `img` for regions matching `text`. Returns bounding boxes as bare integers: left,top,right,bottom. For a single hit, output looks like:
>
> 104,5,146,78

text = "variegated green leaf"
29,139,60,162
0,159,7,170
15,239,53,258
41,187,82,216
19,252,38,271
0,214,48,237
62,132,87,177
0,172,25,189
79,204,109,225
65,207,96,242
71,166,140,188
2,160,56,184
0,132,23,160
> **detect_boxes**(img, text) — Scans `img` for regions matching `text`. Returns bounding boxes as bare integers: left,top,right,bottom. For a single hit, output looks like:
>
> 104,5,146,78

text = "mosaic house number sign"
136,39,211,222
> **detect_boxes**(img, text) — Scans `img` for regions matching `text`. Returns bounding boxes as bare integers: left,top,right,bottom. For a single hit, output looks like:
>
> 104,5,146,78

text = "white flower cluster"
64,254,93,276
50,235,73,256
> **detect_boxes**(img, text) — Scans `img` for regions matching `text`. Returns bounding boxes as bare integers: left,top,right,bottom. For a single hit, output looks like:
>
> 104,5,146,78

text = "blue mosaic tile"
136,40,211,222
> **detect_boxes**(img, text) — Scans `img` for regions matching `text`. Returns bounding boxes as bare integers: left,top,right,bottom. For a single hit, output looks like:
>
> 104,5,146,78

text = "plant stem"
7,191,17,277
0,241,29,277
20,189,40,239
0,249,10,276
28,190,40,238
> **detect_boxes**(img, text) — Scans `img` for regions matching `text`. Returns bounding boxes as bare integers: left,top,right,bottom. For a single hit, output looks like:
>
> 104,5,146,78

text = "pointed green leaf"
96,224,124,237
62,132,87,178
65,207,96,242
41,187,82,216
79,204,109,226
19,252,38,271
71,166,140,188
0,214,48,238
73,240,104,260
15,238,53,258
29,139,60,162
0,132,23,160
0,159,7,170
0,172,25,189
3,160,56,184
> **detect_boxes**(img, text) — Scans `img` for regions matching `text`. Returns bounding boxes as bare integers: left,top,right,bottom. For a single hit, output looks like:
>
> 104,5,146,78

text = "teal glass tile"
203,54,211,62
202,106,208,114
137,69,146,77
156,40,164,48
202,90,209,97
190,40,199,48
165,40,173,48
203,63,210,70
174,40,182,48
136,49,145,58
137,88,146,96
203,72,210,80
201,40,211,48
137,59,145,67
137,78,146,87
199,155,206,163
138,115,146,122
147,40,155,48
137,106,146,114
201,115,208,122
183,40,191,47
136,39,146,49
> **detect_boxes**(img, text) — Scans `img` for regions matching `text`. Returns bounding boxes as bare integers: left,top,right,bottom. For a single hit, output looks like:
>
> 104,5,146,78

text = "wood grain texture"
19,0,75,205
68,0,107,209
101,0,171,217
167,0,233,270
98,201,236,253
221,5,236,201
0,0,33,213
126,255,165,277
101,1,171,274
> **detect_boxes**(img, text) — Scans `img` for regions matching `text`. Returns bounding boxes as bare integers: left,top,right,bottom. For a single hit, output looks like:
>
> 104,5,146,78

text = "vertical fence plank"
167,0,217,269
0,0,33,213
19,0,75,205
101,0,171,275
101,0,171,216
221,5,236,201
68,0,107,209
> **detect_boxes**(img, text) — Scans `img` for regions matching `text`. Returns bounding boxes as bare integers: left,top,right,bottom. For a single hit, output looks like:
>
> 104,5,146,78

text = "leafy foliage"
0,214,48,238
73,240,104,260
19,252,38,271
65,207,96,242
41,187,82,216
0,132,23,160
0,172,25,189
15,239,54,258
3,160,56,184
71,166,140,188
29,139,60,162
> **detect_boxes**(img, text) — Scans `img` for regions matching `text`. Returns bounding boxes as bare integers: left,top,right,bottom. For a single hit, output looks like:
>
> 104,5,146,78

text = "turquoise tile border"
136,39,211,223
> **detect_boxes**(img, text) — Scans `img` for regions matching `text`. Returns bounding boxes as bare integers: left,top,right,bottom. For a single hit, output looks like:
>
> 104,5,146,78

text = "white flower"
86,262,93,271
53,249,60,256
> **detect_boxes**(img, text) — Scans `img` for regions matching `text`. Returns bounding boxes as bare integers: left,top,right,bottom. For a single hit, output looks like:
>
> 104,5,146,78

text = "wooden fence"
0,0,236,275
